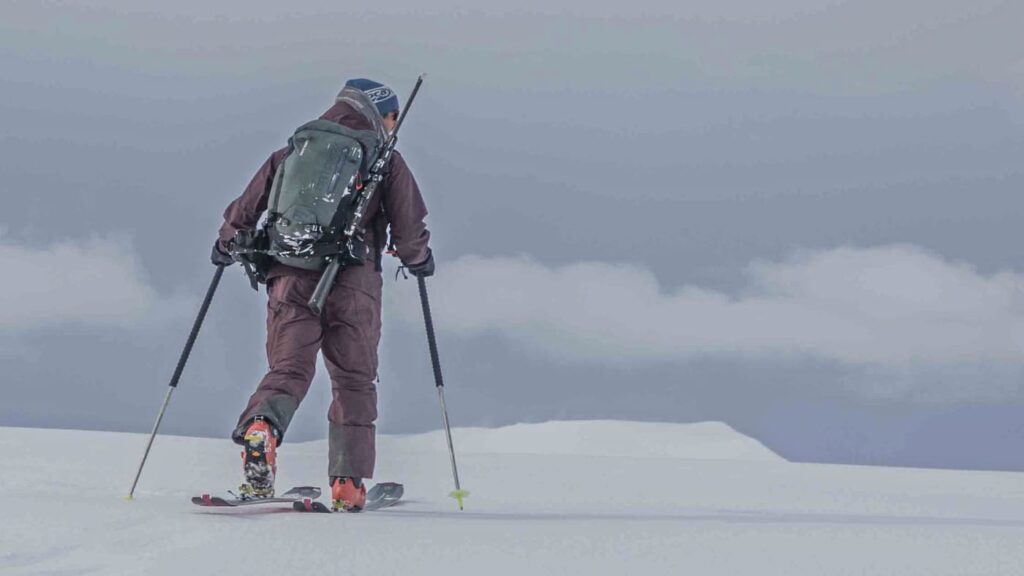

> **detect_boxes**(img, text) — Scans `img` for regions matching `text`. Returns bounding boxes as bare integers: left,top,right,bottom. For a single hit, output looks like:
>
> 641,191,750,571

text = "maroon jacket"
217,100,431,287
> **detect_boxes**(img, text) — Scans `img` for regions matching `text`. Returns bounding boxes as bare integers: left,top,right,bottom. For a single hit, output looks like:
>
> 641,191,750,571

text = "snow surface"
1,420,1023,575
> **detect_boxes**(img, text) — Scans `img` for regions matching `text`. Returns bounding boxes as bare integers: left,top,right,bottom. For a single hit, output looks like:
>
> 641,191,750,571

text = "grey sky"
2,0,1022,471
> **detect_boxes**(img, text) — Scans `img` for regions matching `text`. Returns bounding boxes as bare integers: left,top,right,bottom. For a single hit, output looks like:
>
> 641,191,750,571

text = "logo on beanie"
365,86,394,104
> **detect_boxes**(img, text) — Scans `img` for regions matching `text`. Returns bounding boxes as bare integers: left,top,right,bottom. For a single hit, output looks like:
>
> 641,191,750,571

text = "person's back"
212,77,435,510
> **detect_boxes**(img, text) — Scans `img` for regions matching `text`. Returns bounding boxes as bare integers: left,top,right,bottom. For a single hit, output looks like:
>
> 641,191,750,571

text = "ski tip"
449,489,470,510
123,495,134,502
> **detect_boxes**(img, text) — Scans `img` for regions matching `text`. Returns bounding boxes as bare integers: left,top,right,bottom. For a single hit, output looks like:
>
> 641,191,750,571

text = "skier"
211,78,434,511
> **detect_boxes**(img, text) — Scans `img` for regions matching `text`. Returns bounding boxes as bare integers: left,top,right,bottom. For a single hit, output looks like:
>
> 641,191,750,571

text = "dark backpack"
265,91,386,271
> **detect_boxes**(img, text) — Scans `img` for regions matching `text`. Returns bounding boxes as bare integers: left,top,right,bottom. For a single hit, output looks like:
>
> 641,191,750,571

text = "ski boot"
238,417,278,499
331,477,366,512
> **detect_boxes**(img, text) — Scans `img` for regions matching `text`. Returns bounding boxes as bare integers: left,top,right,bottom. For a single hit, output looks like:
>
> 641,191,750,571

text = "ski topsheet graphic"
191,485,321,507
293,482,404,513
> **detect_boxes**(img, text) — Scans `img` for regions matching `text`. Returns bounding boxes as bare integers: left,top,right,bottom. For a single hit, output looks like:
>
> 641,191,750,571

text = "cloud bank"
391,245,1024,367
0,236,166,329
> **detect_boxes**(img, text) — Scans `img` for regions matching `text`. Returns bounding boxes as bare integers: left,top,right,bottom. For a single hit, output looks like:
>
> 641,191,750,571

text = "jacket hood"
328,86,387,143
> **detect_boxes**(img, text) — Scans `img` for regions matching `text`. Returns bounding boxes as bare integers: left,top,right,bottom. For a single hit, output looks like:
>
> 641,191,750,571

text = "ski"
293,482,404,513
191,485,321,507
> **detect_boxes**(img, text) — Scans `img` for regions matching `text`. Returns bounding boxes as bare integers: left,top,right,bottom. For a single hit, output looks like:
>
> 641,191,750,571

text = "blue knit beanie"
343,78,400,117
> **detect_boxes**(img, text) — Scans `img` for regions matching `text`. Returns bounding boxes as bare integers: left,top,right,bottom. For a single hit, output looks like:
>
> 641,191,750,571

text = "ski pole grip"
309,257,342,315
418,276,446,389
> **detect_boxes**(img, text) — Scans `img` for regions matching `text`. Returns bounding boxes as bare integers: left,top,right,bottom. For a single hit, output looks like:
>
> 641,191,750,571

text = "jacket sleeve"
217,147,289,252
381,151,431,266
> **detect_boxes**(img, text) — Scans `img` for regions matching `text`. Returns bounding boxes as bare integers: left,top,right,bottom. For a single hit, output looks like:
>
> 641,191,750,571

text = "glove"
406,250,435,278
210,240,235,267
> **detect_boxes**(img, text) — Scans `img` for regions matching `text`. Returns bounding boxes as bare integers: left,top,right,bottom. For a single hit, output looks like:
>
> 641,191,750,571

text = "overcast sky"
2,0,1022,472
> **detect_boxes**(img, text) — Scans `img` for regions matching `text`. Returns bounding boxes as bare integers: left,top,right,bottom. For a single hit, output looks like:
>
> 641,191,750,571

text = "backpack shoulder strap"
267,137,295,218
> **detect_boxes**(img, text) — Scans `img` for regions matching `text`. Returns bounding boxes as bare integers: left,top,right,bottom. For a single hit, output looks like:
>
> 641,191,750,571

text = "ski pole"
417,275,468,510
127,264,225,499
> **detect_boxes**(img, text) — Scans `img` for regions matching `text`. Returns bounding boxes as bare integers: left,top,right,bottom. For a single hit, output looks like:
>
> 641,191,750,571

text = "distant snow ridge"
388,420,784,462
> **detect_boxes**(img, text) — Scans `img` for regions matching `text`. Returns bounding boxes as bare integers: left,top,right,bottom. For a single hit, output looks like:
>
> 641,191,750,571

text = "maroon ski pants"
232,271,382,479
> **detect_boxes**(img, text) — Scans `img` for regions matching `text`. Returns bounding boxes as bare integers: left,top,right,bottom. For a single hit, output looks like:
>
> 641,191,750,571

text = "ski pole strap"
240,261,259,291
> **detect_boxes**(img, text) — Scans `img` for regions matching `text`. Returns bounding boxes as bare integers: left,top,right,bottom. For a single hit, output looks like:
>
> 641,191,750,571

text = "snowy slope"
1,421,1023,575
390,420,783,461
